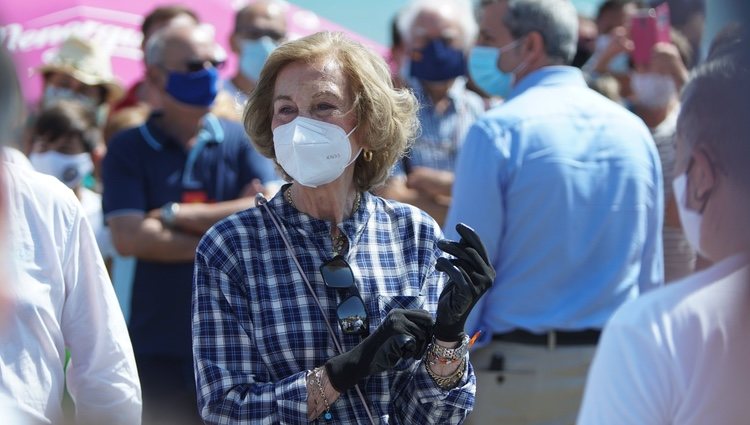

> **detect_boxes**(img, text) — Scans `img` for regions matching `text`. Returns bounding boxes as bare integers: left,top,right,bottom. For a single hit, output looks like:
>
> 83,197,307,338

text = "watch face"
162,202,179,227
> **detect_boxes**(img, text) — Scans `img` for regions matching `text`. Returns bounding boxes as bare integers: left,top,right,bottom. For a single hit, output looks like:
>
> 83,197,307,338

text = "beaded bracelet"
313,367,333,421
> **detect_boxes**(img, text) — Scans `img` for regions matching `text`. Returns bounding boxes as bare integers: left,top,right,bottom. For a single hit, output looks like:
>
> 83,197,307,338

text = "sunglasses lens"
321,257,354,288
337,296,368,335
186,60,224,72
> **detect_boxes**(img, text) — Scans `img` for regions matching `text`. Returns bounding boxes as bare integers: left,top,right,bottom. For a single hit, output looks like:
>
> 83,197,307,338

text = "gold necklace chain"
284,186,362,215
284,187,362,255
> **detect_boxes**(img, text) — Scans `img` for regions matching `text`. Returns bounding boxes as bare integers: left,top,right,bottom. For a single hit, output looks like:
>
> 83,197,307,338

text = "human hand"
325,308,433,393
596,27,633,74
434,223,495,342
604,27,634,58
650,42,689,90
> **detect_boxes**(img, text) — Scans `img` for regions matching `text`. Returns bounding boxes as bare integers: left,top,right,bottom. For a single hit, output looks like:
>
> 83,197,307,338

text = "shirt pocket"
367,294,427,330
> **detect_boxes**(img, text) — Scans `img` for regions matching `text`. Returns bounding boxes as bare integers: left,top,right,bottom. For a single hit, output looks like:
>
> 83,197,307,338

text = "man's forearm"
377,180,448,226
114,216,201,262
173,197,255,235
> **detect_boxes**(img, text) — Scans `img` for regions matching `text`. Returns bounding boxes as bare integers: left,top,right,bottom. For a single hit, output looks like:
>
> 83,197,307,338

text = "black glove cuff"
433,324,466,344
324,356,356,393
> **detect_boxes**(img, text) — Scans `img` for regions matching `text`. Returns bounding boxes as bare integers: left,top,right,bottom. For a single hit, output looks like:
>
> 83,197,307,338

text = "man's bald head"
233,0,287,43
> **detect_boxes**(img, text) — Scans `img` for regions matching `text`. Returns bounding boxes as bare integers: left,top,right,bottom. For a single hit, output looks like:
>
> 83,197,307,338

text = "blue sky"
288,0,604,46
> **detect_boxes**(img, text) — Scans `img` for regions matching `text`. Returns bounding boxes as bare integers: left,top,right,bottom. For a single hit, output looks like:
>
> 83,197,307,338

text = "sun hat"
37,36,124,103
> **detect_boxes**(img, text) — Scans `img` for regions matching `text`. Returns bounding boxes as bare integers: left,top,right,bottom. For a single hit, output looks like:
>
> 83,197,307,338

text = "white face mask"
672,173,703,254
30,151,93,189
273,116,360,188
631,72,678,110
43,85,97,111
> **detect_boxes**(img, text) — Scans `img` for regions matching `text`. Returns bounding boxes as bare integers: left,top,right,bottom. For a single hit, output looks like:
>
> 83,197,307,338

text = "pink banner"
0,0,386,107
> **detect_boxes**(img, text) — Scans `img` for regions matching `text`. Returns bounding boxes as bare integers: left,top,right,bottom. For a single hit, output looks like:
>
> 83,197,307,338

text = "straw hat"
37,36,124,103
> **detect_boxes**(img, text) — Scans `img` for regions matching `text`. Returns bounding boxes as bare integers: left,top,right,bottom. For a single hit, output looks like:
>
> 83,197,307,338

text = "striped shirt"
193,188,475,424
400,77,485,172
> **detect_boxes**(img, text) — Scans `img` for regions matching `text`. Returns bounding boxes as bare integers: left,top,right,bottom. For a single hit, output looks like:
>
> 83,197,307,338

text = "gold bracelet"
425,357,466,389
313,367,333,421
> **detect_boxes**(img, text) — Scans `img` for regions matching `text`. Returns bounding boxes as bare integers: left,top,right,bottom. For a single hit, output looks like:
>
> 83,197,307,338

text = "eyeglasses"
320,256,369,336
185,59,226,73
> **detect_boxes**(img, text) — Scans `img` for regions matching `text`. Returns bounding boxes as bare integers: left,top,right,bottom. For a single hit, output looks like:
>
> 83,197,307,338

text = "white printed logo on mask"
273,116,360,188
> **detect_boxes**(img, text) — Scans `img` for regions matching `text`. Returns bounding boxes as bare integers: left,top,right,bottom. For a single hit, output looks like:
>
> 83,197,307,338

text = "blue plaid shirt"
193,188,475,424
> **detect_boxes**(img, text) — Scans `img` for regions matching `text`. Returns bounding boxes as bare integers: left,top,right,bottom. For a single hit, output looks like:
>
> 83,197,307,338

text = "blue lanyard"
182,114,224,189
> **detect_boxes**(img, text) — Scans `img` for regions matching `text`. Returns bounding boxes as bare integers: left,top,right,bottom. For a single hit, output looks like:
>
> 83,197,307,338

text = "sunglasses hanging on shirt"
320,256,369,336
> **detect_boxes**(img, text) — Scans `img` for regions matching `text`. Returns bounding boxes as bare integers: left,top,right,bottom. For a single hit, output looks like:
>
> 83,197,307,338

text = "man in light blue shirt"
445,1,663,424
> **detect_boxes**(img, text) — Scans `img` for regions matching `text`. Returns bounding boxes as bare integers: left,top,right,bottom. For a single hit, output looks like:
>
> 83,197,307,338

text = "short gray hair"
397,0,478,50
493,0,578,64
144,24,170,66
144,21,214,66
677,25,750,187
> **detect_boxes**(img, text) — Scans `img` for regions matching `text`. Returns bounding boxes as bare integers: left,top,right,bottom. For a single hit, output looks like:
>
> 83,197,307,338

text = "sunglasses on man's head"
185,59,225,73
320,256,369,337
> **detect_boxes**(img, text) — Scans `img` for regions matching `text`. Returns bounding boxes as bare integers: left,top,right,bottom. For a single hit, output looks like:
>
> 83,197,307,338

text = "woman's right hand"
325,308,434,393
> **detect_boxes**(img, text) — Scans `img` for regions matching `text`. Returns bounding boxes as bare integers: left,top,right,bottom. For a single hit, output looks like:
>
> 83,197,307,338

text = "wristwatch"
160,202,180,228
430,334,471,361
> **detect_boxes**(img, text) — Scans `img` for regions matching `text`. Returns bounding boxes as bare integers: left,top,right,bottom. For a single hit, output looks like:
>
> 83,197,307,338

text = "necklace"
284,186,362,255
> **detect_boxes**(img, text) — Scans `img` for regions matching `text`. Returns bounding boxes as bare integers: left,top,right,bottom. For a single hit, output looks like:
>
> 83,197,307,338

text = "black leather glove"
325,308,433,393
434,223,496,342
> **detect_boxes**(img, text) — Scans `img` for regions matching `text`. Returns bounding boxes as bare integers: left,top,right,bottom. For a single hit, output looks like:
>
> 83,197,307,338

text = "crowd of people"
0,0,748,424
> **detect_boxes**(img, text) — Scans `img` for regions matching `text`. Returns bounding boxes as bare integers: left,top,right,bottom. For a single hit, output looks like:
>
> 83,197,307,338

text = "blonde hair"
244,31,419,191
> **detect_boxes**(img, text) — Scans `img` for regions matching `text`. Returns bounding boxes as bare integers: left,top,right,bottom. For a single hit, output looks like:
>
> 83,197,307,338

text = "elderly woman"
192,31,493,424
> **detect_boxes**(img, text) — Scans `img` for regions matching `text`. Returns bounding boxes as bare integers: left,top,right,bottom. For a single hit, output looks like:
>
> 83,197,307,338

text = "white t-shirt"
578,253,750,425
0,163,141,424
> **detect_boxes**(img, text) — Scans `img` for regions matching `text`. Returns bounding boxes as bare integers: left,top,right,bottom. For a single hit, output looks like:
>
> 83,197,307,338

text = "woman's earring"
363,150,373,162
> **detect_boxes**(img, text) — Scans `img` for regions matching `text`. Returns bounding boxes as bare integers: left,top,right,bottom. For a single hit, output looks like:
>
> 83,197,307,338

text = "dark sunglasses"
185,59,225,73
235,28,285,41
320,256,369,336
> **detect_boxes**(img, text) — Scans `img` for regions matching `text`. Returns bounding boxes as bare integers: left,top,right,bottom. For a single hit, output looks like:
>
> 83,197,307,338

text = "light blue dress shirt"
444,66,664,345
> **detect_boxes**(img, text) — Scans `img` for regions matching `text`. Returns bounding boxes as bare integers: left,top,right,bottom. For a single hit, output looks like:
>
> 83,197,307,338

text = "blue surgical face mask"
467,40,524,98
165,66,219,107
409,38,466,82
240,36,277,82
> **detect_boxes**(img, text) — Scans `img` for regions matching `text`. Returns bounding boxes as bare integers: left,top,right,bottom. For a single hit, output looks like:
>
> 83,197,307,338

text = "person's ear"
230,32,241,55
687,148,717,211
522,31,545,62
146,66,167,90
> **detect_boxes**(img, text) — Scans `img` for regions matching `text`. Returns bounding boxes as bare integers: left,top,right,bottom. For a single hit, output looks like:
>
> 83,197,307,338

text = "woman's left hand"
434,223,495,343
